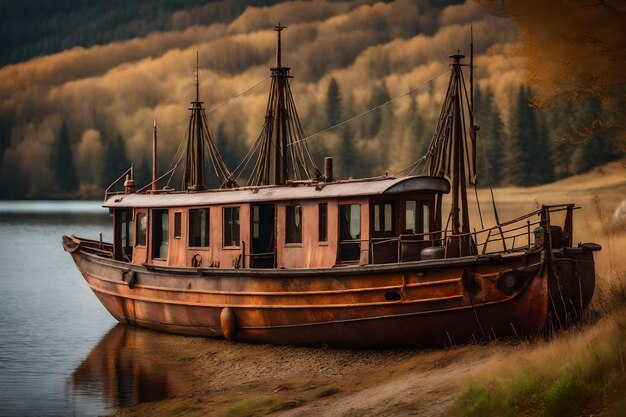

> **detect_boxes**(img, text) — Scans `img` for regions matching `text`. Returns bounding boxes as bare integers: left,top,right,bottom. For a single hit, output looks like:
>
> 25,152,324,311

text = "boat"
62,25,601,348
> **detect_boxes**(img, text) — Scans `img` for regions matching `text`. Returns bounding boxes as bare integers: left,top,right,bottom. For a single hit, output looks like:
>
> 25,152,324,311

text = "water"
0,201,185,416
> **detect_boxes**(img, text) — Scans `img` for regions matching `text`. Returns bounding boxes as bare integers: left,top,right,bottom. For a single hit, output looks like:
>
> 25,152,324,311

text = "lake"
0,201,186,417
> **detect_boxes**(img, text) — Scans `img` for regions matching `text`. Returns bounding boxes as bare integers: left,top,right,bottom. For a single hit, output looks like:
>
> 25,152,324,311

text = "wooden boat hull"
64,236,596,348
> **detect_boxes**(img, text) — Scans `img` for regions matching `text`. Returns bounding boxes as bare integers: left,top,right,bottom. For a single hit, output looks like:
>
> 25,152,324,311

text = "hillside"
0,0,620,199
0,0,284,67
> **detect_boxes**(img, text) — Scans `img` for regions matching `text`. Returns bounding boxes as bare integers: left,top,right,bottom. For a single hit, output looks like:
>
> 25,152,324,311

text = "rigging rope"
206,76,270,114
288,69,450,147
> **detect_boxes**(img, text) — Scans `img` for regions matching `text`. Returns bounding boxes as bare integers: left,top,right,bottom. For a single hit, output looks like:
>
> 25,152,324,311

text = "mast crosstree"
235,24,321,186
182,51,237,191
424,53,476,256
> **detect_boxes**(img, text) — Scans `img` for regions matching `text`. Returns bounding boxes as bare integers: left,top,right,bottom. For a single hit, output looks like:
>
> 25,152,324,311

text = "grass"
452,310,626,417
452,169,626,417
225,396,275,417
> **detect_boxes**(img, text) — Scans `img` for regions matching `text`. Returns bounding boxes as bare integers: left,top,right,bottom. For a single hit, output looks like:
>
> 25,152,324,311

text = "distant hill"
0,0,284,67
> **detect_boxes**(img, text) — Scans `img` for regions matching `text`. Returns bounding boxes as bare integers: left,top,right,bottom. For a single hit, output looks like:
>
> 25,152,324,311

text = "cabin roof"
103,175,450,209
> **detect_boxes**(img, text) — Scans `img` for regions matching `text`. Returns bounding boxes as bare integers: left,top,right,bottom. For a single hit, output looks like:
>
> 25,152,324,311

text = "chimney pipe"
124,174,135,194
324,157,333,182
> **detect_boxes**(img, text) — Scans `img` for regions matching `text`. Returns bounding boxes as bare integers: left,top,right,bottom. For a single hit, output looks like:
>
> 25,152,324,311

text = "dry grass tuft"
453,165,626,416
451,310,626,417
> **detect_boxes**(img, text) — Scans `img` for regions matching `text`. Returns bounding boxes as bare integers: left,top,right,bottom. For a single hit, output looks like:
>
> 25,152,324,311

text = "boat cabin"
105,176,450,269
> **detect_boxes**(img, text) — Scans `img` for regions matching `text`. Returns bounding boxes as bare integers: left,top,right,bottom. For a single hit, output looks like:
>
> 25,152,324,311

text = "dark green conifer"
51,121,78,192
325,77,342,128
339,126,357,178
507,86,554,186
101,133,130,188
475,86,505,186
365,82,391,139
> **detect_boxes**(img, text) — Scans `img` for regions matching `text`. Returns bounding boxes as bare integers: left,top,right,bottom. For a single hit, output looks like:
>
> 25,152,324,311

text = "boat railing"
103,166,133,202
368,204,577,263
73,235,114,258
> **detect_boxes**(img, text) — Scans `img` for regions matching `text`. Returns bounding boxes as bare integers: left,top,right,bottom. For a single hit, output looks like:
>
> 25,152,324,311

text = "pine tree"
530,112,554,184
365,82,391,139
569,97,618,174
475,86,505,186
405,96,427,160
134,158,151,190
572,135,616,174
507,87,531,186
506,86,554,186
50,121,78,192
545,102,577,179
325,77,342,128
101,133,130,188
339,126,358,178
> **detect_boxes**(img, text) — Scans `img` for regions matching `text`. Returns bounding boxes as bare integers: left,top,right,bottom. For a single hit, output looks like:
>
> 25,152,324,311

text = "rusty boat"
63,26,600,348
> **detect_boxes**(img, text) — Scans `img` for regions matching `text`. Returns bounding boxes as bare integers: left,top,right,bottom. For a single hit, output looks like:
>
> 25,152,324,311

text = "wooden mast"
424,52,475,257
272,23,288,185
152,118,157,192
239,24,321,186
182,51,237,190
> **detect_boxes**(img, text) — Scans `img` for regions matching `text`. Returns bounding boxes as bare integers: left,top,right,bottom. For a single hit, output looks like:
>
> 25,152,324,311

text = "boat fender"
497,270,521,295
220,307,238,340
461,268,478,292
125,270,138,289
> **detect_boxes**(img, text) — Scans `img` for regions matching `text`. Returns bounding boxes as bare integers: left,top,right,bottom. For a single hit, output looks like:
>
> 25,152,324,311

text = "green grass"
225,396,275,417
313,386,340,398
452,313,626,417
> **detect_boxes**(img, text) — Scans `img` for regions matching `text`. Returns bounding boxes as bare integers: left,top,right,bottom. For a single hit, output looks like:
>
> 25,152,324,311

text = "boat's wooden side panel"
278,200,340,268
71,250,550,347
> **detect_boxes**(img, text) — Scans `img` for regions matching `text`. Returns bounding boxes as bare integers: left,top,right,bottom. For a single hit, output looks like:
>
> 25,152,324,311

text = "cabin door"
251,204,275,268
338,204,361,263
113,209,133,261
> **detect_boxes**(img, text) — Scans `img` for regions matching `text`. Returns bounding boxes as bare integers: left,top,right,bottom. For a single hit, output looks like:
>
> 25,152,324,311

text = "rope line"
206,76,270,114
288,69,450,147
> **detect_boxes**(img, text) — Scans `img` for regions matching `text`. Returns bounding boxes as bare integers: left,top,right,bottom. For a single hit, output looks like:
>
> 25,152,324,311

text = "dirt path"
274,345,496,417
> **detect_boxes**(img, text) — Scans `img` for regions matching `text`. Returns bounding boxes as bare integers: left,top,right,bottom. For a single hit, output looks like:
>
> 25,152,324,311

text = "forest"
0,0,621,199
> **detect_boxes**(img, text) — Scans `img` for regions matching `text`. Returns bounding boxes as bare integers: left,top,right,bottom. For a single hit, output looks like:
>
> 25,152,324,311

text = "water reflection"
71,325,189,411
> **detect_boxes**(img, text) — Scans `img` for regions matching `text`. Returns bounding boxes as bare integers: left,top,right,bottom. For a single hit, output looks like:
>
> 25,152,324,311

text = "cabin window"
136,212,147,246
252,206,260,239
189,208,209,247
223,207,240,247
120,210,133,248
152,209,169,259
318,203,328,242
174,212,182,239
115,209,133,261
286,204,303,244
372,200,395,236
338,204,361,262
405,201,430,239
